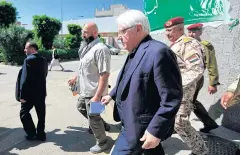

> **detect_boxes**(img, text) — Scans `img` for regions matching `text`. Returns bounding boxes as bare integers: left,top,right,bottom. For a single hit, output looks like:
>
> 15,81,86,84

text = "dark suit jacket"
15,68,22,102
16,53,48,102
109,36,183,147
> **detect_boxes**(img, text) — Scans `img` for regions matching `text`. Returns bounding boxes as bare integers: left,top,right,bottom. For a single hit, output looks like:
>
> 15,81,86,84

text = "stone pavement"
0,54,239,155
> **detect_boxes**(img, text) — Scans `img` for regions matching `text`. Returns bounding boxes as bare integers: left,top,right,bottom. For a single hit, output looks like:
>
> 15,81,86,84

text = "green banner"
144,0,230,31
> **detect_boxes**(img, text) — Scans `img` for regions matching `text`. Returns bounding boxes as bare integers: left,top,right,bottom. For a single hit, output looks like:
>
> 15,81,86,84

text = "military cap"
187,23,203,30
164,17,184,28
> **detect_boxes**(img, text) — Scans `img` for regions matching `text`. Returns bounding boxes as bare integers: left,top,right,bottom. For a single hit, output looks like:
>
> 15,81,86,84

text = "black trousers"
20,98,46,137
193,76,217,127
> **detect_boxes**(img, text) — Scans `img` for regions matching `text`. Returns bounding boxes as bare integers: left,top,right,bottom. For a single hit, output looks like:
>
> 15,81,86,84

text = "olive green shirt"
201,40,219,86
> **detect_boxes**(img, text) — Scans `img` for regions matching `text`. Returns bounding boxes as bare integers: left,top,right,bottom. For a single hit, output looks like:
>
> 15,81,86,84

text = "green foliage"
67,24,82,36
65,24,82,49
53,35,65,49
31,29,44,51
0,48,4,62
98,34,106,44
25,29,34,39
39,48,79,62
0,24,34,64
32,15,62,49
0,1,17,28
33,35,44,51
99,37,106,44
65,34,81,49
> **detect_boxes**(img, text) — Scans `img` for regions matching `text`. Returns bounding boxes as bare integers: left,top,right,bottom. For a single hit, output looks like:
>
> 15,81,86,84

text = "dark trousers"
20,99,46,137
111,129,165,155
193,76,217,127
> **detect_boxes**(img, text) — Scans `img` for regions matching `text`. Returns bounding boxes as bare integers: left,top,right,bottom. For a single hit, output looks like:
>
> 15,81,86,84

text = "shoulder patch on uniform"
183,37,192,43
186,54,199,63
201,40,210,46
201,40,214,51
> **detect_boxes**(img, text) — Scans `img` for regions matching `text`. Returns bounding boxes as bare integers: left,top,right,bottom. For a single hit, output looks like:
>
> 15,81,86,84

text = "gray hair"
175,23,184,31
116,10,150,33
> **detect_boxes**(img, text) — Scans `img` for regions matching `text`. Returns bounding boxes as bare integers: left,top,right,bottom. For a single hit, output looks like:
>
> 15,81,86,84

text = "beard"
84,35,95,44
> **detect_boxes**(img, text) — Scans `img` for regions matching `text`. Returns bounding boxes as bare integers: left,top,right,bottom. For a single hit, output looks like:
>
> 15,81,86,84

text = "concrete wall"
151,0,240,132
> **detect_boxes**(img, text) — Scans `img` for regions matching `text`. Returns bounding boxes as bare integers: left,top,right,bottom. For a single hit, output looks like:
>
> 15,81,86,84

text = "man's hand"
91,96,101,102
208,85,217,94
20,99,26,103
221,92,235,109
101,95,112,105
140,130,161,149
68,78,76,86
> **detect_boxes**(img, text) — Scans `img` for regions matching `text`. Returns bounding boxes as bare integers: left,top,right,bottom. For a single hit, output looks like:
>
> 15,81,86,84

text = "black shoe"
36,132,46,141
200,125,218,133
236,149,240,155
104,123,110,132
36,135,46,141
25,135,36,141
88,127,93,134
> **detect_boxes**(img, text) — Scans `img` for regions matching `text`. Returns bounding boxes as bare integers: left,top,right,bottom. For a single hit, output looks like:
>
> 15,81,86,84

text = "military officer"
187,23,219,133
164,17,208,155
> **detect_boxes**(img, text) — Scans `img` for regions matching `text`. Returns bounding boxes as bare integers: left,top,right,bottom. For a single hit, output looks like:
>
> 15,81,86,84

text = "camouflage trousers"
174,84,208,155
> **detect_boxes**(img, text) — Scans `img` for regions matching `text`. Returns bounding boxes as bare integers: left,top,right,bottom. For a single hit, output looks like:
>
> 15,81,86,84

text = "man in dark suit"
101,10,183,155
16,41,48,141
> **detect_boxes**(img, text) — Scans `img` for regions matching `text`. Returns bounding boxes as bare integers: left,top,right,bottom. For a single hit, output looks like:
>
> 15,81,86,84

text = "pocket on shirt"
82,58,93,68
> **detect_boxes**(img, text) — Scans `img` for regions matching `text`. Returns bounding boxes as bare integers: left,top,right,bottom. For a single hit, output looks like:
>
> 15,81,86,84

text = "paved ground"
0,54,239,155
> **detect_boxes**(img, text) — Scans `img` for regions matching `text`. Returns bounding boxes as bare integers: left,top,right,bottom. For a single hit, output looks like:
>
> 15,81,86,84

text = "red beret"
164,17,184,28
187,23,203,30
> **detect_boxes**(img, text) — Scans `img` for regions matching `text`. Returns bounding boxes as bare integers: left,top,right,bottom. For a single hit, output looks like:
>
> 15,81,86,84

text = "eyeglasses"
118,25,135,36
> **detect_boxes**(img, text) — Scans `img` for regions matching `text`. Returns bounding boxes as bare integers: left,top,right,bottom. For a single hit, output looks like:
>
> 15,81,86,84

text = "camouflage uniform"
171,35,208,155
192,40,219,129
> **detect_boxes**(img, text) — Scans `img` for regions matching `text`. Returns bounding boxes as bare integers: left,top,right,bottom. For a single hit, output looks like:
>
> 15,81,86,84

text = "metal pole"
61,0,63,35
60,0,64,48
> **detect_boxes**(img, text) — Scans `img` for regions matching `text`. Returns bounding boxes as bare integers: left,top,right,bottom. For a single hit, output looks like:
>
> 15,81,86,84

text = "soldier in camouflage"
187,23,219,133
164,17,208,155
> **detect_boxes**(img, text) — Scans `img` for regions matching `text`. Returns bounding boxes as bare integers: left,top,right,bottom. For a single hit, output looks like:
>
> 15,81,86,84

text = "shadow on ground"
208,99,240,133
163,134,239,155
108,123,122,134
63,69,74,72
0,126,114,154
162,136,189,155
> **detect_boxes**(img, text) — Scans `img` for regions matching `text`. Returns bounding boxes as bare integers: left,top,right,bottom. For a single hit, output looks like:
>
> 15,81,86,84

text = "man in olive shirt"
187,23,219,133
